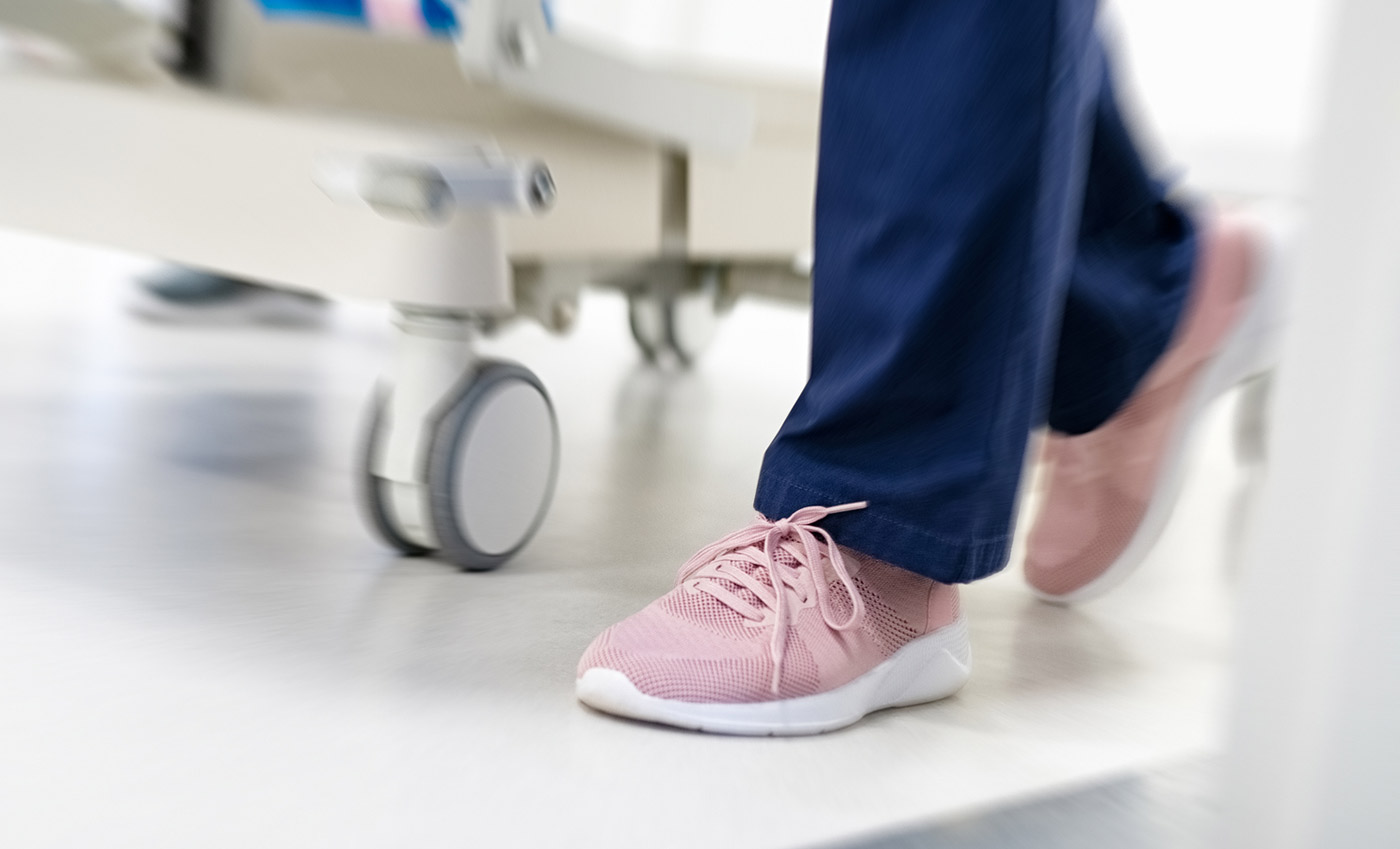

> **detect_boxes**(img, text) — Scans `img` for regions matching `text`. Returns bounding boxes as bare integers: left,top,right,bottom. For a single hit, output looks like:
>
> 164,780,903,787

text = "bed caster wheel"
359,360,560,570
627,270,725,367
429,361,560,570
360,387,434,557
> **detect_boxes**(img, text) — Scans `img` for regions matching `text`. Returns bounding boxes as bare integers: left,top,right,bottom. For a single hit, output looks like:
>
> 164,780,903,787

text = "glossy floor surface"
0,230,1258,848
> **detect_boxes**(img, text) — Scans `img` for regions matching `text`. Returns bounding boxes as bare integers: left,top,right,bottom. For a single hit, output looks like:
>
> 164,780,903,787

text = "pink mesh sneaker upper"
578,503,960,704
1025,220,1260,598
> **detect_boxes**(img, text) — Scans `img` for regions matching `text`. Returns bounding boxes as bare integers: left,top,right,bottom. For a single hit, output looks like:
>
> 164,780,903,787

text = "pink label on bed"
364,0,428,34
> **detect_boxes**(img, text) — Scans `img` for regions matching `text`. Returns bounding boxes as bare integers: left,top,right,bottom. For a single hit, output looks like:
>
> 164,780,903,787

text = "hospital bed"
0,0,821,569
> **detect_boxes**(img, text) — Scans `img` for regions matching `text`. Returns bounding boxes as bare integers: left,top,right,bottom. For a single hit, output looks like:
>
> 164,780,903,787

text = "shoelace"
677,502,868,695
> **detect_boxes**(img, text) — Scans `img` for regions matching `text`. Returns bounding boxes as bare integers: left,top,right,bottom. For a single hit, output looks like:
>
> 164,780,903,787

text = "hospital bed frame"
0,0,821,569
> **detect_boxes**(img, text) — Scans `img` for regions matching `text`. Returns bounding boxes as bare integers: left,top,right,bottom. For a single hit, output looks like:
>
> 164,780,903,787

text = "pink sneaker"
576,503,970,735
1025,216,1281,603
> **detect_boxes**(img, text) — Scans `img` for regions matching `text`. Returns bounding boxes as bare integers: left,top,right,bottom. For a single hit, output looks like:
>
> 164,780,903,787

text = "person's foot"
576,503,970,736
1024,216,1280,603
129,266,328,327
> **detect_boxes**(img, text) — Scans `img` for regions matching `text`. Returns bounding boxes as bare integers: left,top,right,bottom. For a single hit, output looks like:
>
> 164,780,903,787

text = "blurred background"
0,1,1394,847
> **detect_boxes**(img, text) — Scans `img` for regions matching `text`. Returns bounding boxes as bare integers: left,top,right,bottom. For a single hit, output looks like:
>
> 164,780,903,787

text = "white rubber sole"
576,617,972,736
1032,216,1290,605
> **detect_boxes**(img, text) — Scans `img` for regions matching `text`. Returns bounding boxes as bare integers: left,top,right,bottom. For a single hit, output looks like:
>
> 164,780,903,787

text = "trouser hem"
753,473,1013,584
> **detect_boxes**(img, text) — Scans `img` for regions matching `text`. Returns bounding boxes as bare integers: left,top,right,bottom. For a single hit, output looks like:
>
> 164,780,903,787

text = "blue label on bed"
254,1,553,37
255,0,461,37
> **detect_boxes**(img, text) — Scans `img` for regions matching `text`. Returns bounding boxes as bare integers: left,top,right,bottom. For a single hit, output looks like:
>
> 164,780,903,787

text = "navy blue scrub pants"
753,0,1197,584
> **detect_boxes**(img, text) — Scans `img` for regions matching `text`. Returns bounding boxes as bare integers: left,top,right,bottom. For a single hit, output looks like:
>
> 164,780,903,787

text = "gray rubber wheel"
627,274,723,367
427,361,560,571
627,289,667,363
358,387,433,557
663,282,721,367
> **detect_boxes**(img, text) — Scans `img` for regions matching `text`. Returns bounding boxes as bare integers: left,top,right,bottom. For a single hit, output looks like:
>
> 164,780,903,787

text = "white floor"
0,229,1260,848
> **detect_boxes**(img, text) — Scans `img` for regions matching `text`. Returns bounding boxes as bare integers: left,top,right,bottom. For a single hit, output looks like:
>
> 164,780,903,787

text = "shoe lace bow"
677,502,868,695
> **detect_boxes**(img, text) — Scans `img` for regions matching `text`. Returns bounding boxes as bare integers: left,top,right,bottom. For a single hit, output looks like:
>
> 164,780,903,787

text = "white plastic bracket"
374,308,482,548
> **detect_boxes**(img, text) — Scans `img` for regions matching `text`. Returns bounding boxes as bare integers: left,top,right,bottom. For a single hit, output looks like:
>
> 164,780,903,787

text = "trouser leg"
755,0,1105,582
1047,61,1197,436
